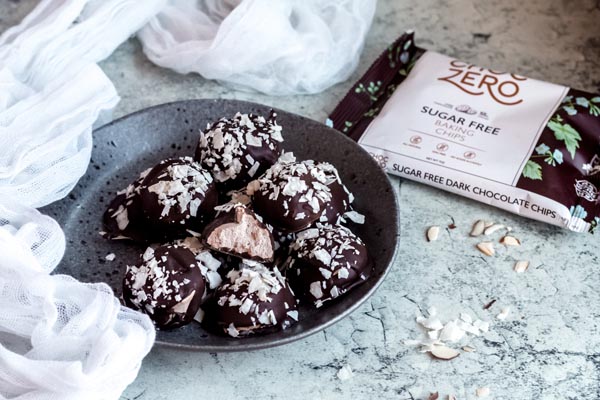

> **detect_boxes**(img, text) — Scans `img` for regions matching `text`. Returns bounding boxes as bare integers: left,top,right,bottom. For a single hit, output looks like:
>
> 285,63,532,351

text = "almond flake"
448,395,457,400
462,345,476,352
496,307,510,320
430,345,460,360
473,319,490,332
427,226,440,242
193,308,205,323
416,314,444,331
439,321,465,342
484,223,504,235
336,365,353,381
428,330,440,340
514,260,529,273
105,253,116,261
470,220,485,236
500,235,521,246
476,242,495,256
428,392,439,400
476,387,490,397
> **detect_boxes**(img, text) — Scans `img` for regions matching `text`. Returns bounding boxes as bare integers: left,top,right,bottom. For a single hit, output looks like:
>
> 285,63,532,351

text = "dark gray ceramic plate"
42,99,399,352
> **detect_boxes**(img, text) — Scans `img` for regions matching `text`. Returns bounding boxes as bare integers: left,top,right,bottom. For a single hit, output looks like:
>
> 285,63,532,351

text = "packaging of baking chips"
328,31,600,233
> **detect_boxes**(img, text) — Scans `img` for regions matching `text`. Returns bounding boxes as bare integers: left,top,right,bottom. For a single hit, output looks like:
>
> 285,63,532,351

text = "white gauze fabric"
0,1,165,399
138,0,377,95
0,201,156,400
0,0,166,208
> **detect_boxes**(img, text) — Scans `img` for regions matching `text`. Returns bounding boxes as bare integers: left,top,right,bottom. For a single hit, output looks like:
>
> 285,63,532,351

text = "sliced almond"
470,220,485,237
500,235,521,246
430,345,460,360
193,307,205,323
484,223,504,235
336,365,353,381
476,242,495,256
496,307,510,320
484,221,494,228
428,392,439,400
514,260,529,273
476,387,490,397
462,345,476,352
448,396,457,400
171,291,196,313
427,226,440,242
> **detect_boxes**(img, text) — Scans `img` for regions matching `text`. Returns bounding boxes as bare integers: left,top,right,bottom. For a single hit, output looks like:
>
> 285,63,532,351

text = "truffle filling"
206,207,274,261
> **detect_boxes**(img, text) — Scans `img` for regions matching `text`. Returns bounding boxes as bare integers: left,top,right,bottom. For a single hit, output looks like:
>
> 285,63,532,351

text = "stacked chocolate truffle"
105,111,371,337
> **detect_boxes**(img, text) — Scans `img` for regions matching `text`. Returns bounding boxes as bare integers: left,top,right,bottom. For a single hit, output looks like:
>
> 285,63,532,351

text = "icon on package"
436,143,449,152
455,104,477,115
410,135,422,145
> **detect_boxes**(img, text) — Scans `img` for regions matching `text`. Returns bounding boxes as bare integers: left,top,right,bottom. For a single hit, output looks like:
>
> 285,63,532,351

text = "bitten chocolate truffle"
103,168,151,241
214,264,298,337
123,244,209,329
202,203,275,263
195,111,283,189
139,157,218,234
249,154,335,233
287,224,371,308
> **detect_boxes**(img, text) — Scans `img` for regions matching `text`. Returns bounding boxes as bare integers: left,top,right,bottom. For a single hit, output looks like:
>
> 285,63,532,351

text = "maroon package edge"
328,31,600,233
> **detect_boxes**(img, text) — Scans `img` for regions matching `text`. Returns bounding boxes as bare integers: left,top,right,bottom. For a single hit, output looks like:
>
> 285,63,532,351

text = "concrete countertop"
2,1,600,399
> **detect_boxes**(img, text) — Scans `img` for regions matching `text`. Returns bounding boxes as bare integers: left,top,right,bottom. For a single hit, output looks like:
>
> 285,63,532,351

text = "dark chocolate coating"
316,161,353,225
265,222,296,269
173,236,224,291
202,204,275,263
123,244,207,329
251,158,334,233
195,111,283,191
287,224,371,308
102,168,150,242
139,157,218,235
214,265,298,337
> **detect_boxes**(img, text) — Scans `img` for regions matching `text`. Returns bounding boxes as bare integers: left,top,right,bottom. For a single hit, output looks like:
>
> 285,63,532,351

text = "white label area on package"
359,50,578,229
361,51,568,185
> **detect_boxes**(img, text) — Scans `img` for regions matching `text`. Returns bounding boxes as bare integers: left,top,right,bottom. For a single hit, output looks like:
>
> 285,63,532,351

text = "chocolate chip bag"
328,31,600,233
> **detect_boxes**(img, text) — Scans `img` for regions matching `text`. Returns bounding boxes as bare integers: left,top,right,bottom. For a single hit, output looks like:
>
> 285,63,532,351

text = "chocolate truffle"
123,244,208,329
139,157,218,234
214,264,298,337
312,161,359,225
174,236,224,290
203,203,275,263
287,224,371,308
249,154,334,232
195,111,283,190
102,168,151,241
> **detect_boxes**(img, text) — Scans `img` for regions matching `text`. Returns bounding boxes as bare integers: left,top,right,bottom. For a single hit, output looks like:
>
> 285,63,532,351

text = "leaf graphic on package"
547,120,581,159
522,160,543,180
